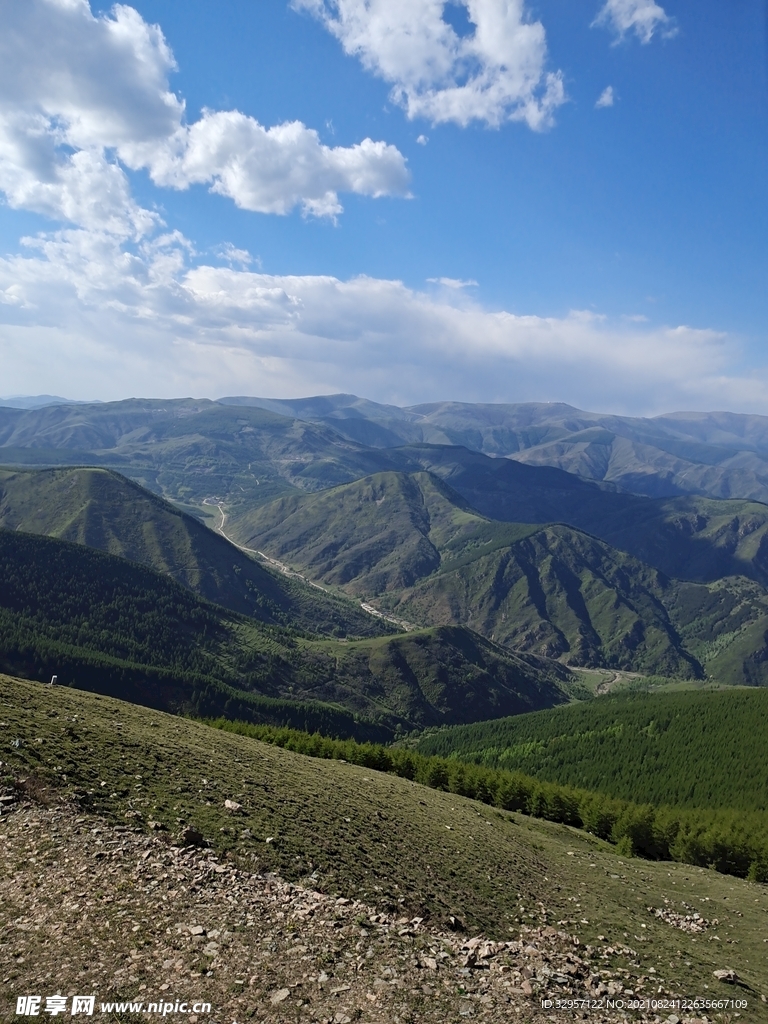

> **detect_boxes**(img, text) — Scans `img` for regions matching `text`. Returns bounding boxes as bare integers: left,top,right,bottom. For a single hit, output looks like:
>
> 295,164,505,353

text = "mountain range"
0,465,386,638
3,394,768,697
230,469,768,683
0,524,573,738
4,393,768,1004
223,394,768,502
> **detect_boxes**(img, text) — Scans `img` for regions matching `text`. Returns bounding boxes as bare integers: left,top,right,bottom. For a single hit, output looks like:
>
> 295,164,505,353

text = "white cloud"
151,112,409,218
595,85,615,108
1,229,760,415
294,0,566,129
416,134,429,145
215,243,256,268
593,0,676,44
0,0,409,230
427,277,478,288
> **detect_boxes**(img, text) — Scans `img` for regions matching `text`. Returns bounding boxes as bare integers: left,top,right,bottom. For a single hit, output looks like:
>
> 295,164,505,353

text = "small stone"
713,968,738,983
224,799,242,813
177,825,204,847
270,988,290,1005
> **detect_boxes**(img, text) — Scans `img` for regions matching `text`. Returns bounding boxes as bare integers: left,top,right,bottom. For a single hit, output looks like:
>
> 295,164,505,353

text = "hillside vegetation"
401,446,768,587
230,470,768,681
3,673,768,1015
413,689,768,812
0,527,571,736
211,718,768,884
0,465,389,638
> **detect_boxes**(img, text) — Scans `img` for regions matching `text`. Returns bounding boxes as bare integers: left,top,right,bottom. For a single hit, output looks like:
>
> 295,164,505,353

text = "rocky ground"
0,786,736,1024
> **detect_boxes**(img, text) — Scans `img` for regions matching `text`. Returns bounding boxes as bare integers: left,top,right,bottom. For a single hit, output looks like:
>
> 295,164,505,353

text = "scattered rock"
177,825,204,847
713,968,739,984
0,798,705,1024
650,906,716,933
224,799,242,813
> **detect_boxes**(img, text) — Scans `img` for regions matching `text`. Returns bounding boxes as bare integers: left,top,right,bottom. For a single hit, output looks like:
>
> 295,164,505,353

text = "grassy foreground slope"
3,674,768,1015
414,689,768,811
0,465,388,639
231,470,768,681
0,527,571,735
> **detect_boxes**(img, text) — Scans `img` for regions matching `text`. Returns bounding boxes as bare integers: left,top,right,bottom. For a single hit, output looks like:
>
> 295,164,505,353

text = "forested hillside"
0,528,571,736
0,466,390,638
413,689,768,811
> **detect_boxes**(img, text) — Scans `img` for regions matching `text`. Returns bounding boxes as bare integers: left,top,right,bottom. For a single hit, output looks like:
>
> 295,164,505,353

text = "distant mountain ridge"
222,394,768,502
0,395,96,409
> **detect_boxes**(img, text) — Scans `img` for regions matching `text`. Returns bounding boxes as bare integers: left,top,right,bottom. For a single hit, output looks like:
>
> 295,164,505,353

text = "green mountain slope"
232,470,768,681
230,470,484,593
0,527,571,735
591,494,768,586
413,689,768,812
397,446,768,587
0,465,389,639
228,472,668,675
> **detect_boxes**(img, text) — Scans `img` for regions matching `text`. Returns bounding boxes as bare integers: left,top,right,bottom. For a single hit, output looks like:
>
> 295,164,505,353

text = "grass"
2,672,768,1016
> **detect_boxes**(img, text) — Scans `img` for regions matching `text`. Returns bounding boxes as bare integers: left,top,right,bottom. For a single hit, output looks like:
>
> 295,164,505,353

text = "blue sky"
0,0,766,412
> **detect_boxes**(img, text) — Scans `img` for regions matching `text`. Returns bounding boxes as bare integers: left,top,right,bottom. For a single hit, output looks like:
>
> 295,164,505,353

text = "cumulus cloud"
152,112,408,218
593,0,676,44
0,0,409,231
1,229,758,414
595,85,615,108
294,0,566,129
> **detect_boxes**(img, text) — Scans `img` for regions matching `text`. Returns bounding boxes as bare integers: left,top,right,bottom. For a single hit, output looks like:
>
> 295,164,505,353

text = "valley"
228,469,768,683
